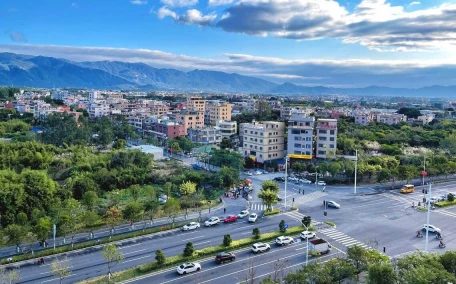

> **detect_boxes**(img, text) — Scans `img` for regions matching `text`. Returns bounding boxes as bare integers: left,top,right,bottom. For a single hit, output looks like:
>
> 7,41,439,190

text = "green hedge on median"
435,200,456,208
1,220,196,265
264,209,280,216
78,226,305,284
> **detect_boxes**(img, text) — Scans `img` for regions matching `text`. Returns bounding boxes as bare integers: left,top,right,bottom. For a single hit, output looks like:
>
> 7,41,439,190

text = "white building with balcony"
215,120,237,138
316,119,338,159
288,113,314,158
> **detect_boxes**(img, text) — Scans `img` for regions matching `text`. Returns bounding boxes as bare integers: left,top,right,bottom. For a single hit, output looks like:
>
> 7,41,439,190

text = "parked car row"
185,211,260,231
244,170,269,176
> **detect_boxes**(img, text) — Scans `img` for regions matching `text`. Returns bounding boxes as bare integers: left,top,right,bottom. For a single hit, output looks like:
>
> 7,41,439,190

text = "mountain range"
0,52,455,97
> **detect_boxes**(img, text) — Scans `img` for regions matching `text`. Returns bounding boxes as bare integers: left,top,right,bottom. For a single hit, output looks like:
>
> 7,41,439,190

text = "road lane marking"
40,274,76,283
40,266,74,275
121,243,143,249
181,236,204,242
123,249,148,256
122,254,151,264
193,241,211,246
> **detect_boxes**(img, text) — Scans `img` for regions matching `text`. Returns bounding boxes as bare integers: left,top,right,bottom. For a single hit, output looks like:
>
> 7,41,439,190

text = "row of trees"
282,248,456,284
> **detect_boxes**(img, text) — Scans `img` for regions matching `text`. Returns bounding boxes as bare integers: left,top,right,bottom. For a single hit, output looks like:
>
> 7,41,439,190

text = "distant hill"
0,52,455,96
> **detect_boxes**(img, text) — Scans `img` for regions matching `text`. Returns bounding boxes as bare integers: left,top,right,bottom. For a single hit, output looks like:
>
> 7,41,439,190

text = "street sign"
284,224,289,229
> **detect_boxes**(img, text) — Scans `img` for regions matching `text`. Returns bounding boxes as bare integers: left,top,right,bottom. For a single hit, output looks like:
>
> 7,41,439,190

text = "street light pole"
422,156,426,185
302,223,309,266
425,182,432,252
354,149,358,194
284,156,288,209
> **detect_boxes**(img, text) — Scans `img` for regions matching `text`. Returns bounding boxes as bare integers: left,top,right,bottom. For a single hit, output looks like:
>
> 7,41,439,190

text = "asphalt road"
14,213,301,283
118,236,342,284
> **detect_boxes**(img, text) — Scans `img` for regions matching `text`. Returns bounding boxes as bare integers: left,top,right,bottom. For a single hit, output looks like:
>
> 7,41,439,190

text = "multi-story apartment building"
287,113,314,159
143,119,186,141
215,120,237,138
246,99,257,112
204,101,232,125
173,110,204,134
51,90,71,101
354,113,374,126
187,127,222,146
88,103,110,118
187,96,205,115
240,120,285,163
316,119,338,159
417,113,435,124
376,113,407,125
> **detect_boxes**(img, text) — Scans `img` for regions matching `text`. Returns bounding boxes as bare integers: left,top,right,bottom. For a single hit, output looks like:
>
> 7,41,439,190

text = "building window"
330,130,335,135
269,147,272,150
330,137,335,141
260,147,263,150
329,144,335,148
319,130,327,134
291,129,300,135
318,143,325,147
318,150,326,155
294,143,301,148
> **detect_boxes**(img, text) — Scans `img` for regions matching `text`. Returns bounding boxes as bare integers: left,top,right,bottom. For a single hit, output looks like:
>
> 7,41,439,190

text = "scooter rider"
440,240,445,247
417,230,422,237
436,232,442,239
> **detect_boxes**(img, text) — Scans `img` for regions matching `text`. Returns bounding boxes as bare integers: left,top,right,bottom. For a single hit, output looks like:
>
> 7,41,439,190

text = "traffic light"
324,211,327,216
423,198,426,203
323,200,326,206
293,197,295,202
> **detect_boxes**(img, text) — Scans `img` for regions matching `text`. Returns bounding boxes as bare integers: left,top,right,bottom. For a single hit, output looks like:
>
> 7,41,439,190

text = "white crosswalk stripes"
248,202,271,211
291,191,328,206
284,211,320,226
437,209,456,218
320,228,371,249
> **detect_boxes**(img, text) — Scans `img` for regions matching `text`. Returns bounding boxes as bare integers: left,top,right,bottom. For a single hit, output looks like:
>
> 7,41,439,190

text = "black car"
273,177,285,182
215,252,236,264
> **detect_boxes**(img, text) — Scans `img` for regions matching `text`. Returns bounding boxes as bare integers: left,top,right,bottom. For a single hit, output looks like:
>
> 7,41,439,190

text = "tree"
216,166,239,189
261,180,280,193
0,267,20,284
284,261,331,284
4,224,26,252
449,193,455,202
347,245,368,278
223,234,232,246
155,249,166,266
16,212,28,226
143,197,160,226
102,244,123,280
183,242,195,257
179,181,197,196
252,228,260,239
258,190,278,212
33,217,52,243
81,211,99,239
105,207,123,236
220,137,233,149
440,251,456,277
367,262,397,284
171,141,182,155
397,107,422,119
163,198,181,228
326,258,356,284
128,185,142,202
82,191,98,211
23,232,37,254
292,162,306,174
122,202,144,226
50,258,71,284
279,220,286,233
328,162,342,178
112,139,126,149
302,216,312,228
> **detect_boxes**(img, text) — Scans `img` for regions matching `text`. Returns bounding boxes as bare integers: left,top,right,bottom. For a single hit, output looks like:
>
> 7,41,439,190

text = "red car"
224,215,238,223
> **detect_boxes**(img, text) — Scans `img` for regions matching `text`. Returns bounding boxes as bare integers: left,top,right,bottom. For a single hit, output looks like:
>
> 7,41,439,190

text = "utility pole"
354,149,358,194
425,183,432,252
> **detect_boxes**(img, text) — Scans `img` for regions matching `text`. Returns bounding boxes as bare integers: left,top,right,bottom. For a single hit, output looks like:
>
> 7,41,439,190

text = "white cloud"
157,6,177,19
409,1,420,6
176,9,217,26
130,0,148,4
161,0,198,7
153,0,456,52
2,44,456,87
208,0,234,6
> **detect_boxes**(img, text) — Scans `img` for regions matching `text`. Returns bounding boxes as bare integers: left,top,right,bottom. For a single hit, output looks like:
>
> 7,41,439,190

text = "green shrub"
252,228,260,239
155,249,166,266
264,209,280,216
448,194,455,202
279,220,286,233
183,242,194,257
325,221,335,227
290,206,297,210
223,234,232,246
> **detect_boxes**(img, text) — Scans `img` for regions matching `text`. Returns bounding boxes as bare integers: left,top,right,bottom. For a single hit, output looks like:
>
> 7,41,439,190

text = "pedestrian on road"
303,189,305,195
299,188,301,194
224,208,226,214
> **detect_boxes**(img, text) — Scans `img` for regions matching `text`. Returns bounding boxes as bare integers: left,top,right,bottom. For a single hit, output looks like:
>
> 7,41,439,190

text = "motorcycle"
417,234,423,238
436,235,443,240
439,243,446,248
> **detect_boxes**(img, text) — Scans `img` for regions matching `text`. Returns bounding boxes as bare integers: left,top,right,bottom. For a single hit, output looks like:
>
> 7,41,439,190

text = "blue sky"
1,0,456,87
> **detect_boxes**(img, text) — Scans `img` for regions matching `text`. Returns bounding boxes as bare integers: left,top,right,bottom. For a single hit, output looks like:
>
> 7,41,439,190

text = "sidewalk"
0,201,225,259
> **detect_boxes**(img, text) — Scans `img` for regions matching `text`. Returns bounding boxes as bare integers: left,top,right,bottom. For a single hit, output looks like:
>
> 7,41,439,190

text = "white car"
176,262,201,275
422,224,441,233
251,243,271,253
204,217,220,227
316,181,326,186
182,222,200,231
299,178,312,184
326,201,340,209
288,176,298,181
238,210,250,218
275,236,295,246
254,171,263,175
300,231,316,240
248,213,258,223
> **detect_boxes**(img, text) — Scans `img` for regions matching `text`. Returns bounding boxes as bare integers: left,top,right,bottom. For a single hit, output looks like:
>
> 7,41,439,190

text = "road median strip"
78,226,304,284
1,220,196,266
